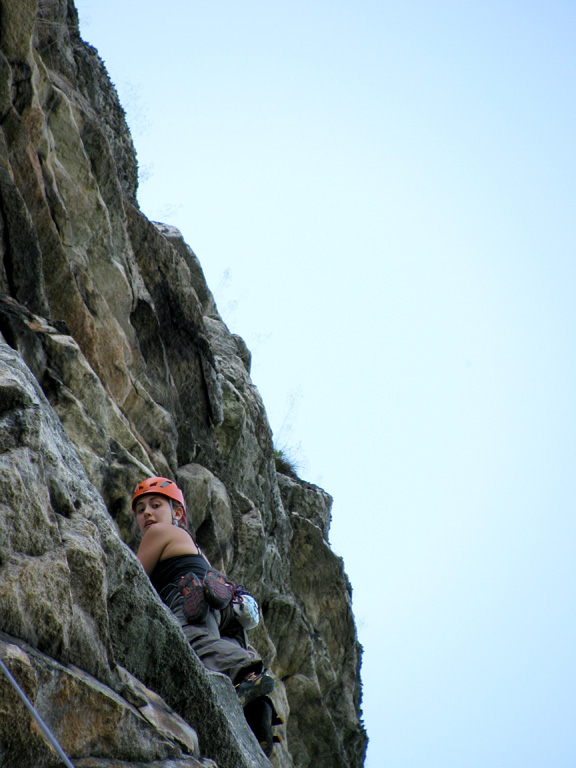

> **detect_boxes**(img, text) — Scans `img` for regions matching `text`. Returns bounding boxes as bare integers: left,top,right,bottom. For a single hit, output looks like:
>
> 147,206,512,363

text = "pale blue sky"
75,2,576,766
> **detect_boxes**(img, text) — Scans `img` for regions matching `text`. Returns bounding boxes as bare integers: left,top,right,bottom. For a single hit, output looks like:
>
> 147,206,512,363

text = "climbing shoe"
244,696,284,756
235,671,275,707
179,572,208,623
244,697,274,757
270,701,284,727
203,568,235,609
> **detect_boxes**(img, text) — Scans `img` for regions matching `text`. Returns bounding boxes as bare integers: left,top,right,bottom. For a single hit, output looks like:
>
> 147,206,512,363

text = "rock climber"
132,476,282,755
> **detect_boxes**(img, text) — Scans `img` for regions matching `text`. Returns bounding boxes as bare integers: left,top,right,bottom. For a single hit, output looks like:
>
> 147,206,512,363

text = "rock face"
0,2,367,767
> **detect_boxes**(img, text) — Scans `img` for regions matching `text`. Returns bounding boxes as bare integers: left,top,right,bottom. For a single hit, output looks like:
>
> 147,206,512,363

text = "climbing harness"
0,655,76,768
179,567,260,629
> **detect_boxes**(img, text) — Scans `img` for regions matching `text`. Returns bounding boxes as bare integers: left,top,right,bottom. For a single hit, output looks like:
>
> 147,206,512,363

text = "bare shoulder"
164,526,199,557
137,522,177,575
141,521,176,544
138,524,198,573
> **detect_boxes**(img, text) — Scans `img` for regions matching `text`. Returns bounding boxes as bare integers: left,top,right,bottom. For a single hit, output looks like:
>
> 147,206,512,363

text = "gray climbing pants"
169,596,262,683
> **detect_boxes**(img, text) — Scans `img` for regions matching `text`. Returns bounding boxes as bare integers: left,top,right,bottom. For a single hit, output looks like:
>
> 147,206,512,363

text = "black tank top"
150,553,210,605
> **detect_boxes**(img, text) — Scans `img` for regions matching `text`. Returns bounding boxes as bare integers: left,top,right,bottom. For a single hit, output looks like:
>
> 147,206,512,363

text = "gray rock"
0,1,368,765
0,633,203,768
0,344,271,768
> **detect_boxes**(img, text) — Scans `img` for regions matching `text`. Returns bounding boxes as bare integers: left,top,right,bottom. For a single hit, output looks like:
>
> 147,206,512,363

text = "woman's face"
134,494,182,533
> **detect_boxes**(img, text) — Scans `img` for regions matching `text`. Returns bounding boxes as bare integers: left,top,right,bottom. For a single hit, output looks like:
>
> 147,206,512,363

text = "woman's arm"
136,524,172,575
137,524,200,575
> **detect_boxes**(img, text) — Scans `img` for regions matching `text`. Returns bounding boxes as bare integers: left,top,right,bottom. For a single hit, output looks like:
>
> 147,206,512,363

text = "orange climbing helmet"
132,476,187,524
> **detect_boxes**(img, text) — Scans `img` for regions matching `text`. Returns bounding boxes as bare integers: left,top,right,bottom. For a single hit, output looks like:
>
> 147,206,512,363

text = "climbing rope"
0,655,76,768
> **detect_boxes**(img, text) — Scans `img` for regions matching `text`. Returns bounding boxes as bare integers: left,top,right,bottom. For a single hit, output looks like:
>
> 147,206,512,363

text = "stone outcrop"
0,1,367,766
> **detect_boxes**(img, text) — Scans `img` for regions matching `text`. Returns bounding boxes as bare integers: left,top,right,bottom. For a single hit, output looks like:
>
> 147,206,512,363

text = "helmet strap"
169,499,179,526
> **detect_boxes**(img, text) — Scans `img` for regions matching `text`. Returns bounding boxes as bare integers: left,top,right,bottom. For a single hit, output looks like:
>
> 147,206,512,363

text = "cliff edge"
0,1,367,766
